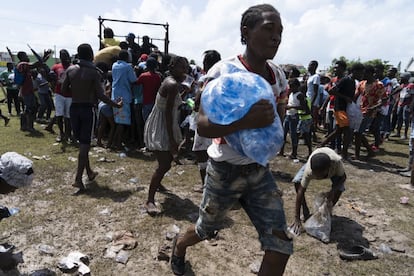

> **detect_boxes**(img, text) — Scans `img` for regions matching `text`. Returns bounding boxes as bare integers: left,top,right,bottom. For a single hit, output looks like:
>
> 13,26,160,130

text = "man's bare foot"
88,171,98,182
72,181,86,189
145,202,161,215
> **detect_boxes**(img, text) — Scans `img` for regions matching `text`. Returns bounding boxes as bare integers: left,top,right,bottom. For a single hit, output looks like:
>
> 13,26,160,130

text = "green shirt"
0,70,19,92
298,97,312,120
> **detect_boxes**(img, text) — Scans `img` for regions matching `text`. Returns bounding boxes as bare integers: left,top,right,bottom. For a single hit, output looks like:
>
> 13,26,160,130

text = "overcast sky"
1,0,413,71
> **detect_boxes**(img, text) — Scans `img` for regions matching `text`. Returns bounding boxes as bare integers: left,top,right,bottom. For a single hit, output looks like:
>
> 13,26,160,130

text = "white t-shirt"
306,73,321,104
301,147,345,189
204,55,287,165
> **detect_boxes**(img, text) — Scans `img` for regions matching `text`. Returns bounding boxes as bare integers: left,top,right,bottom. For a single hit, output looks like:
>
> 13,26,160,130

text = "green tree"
328,57,390,75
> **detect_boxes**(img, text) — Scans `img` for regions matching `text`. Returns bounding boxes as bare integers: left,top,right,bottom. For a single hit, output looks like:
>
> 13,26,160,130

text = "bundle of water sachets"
201,67,283,166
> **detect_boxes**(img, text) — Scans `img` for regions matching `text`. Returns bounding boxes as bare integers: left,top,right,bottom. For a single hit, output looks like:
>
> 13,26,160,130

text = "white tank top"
286,91,301,116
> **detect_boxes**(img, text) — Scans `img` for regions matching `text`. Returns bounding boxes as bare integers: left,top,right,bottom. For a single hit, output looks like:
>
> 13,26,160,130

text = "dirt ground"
0,120,414,276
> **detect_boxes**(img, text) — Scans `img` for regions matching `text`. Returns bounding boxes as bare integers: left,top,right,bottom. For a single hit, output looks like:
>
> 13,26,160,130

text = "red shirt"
137,71,161,105
52,63,72,97
356,80,385,114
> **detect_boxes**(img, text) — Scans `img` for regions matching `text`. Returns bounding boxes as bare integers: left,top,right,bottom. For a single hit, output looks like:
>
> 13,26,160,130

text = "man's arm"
328,86,353,103
311,83,319,106
290,184,307,235
295,185,306,222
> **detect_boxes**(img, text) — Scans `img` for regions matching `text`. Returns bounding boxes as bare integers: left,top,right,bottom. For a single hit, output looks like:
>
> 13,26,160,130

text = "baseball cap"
140,54,148,61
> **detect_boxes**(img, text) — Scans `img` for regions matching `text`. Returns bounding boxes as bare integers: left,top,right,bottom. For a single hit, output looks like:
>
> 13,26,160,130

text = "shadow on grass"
25,130,45,138
271,170,294,183
158,191,235,229
73,181,133,202
330,215,370,251
159,192,200,221
348,156,405,174
182,262,195,276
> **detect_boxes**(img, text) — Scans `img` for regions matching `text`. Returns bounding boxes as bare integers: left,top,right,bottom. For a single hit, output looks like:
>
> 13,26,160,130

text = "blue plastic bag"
201,70,283,165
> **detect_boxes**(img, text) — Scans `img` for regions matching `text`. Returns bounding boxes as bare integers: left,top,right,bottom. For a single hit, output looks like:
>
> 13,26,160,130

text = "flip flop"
339,245,377,261
171,234,185,275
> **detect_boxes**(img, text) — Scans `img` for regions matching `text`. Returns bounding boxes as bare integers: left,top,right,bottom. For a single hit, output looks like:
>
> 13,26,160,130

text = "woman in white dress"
144,56,189,214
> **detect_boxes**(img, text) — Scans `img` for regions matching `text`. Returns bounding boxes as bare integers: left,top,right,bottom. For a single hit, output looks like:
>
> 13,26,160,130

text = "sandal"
171,234,185,275
339,245,377,261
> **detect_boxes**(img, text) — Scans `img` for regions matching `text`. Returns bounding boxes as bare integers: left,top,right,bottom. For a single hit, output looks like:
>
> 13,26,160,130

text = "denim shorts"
195,160,293,255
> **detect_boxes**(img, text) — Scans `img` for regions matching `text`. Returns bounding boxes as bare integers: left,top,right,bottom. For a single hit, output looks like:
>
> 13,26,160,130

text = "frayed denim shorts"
195,159,293,255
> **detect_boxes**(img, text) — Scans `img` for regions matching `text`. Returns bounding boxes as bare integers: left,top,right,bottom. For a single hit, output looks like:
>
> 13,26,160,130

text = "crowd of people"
0,3,414,275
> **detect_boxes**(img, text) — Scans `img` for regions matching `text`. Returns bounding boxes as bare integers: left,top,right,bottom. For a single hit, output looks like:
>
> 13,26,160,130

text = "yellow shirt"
101,38,120,48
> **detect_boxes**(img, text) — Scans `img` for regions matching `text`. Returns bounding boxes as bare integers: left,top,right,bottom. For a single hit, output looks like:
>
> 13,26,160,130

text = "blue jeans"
283,114,299,147
358,116,374,133
396,105,410,133
195,160,293,255
38,93,53,120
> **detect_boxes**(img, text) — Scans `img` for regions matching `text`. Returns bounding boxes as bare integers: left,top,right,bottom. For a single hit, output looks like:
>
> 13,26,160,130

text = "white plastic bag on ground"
0,152,33,188
304,193,332,243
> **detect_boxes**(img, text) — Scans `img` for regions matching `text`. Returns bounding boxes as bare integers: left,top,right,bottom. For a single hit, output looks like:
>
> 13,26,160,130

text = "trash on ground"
67,156,77,162
99,208,111,215
249,260,261,274
165,224,180,241
157,244,170,262
98,157,115,163
38,244,55,256
32,155,51,161
115,250,130,264
379,243,392,254
304,193,331,243
104,230,137,265
0,152,34,188
57,251,89,275
400,196,409,204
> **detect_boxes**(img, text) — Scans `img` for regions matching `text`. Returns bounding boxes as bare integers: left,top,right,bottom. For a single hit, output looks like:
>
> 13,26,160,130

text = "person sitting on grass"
290,147,346,235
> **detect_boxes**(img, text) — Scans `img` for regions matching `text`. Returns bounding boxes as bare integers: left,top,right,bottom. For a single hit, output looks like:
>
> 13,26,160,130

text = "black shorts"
70,103,95,144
